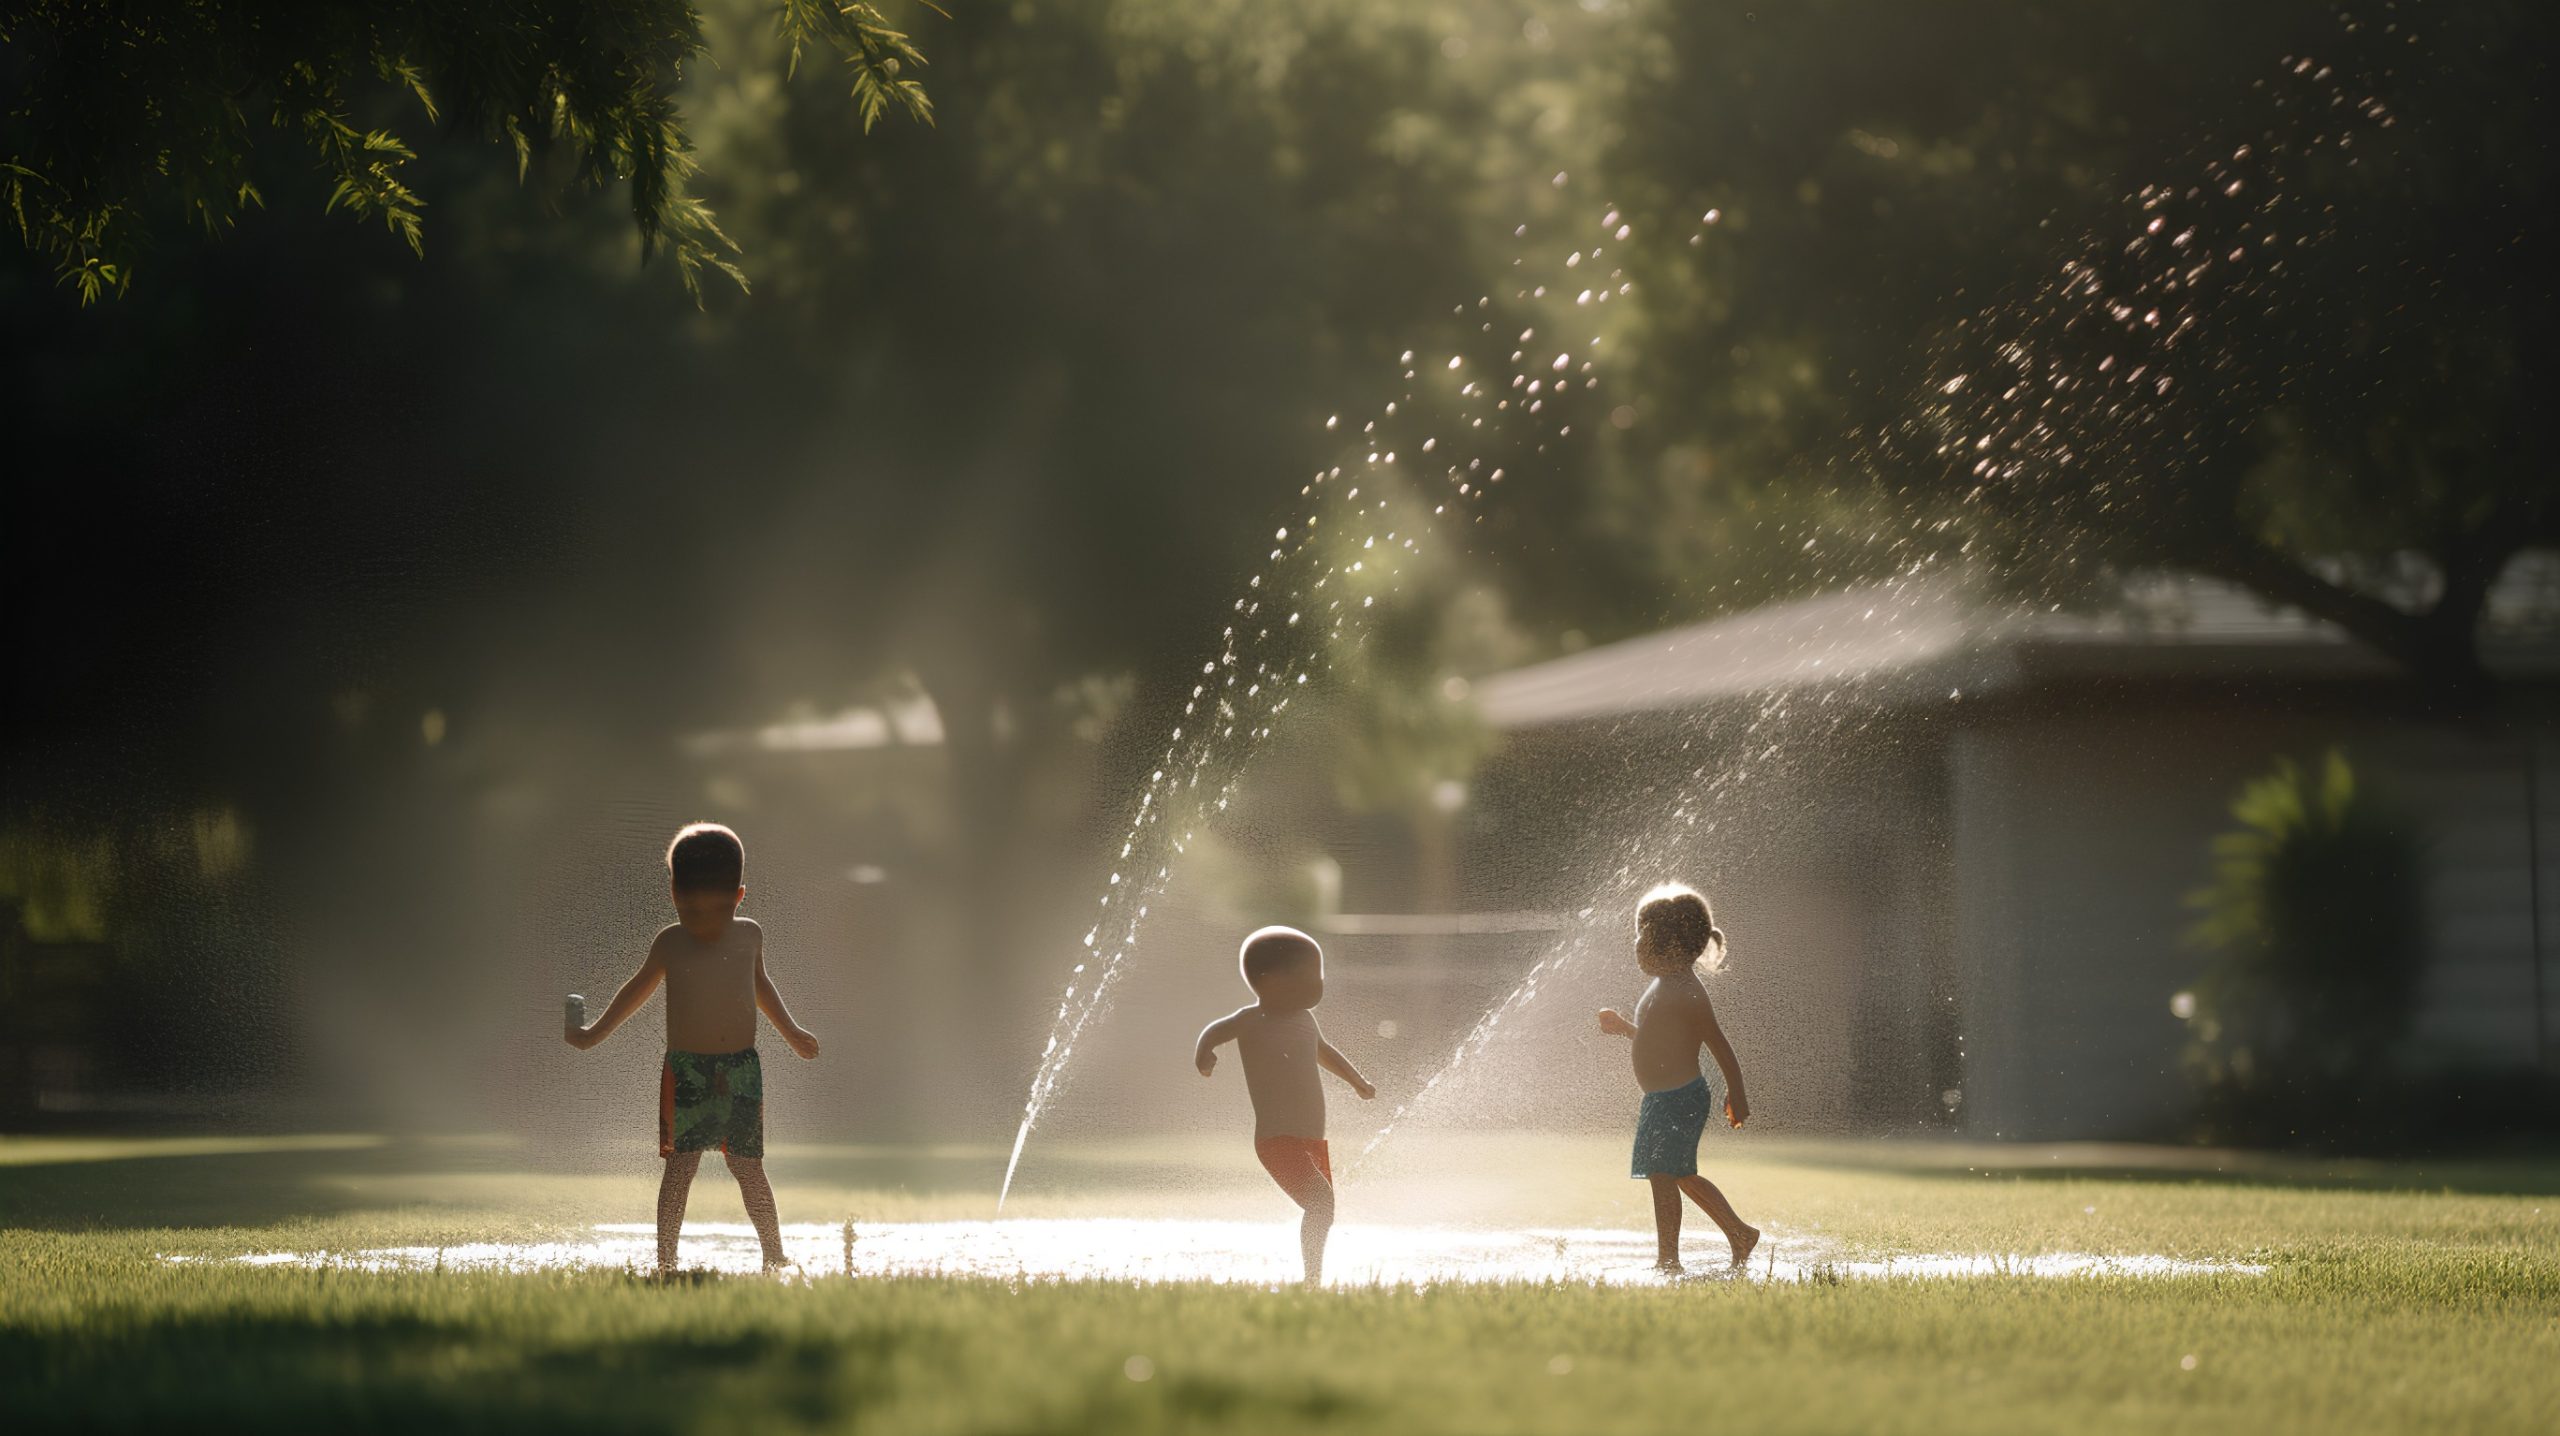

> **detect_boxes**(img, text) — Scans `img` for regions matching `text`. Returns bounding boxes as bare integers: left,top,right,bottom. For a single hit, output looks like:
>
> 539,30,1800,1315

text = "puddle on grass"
166,1219,2264,1286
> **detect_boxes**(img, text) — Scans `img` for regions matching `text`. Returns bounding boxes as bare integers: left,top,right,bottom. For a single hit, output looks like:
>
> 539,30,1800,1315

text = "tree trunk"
2201,539,2503,707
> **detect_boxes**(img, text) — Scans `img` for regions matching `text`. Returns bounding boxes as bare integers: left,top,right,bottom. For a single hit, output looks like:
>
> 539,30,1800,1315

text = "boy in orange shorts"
1193,925,1376,1285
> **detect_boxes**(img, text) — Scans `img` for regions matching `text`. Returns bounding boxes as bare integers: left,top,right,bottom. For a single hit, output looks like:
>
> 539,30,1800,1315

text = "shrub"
2178,748,2425,1147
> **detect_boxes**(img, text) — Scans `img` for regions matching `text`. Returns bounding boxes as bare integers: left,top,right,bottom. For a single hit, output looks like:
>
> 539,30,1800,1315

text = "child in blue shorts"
1597,884,1759,1273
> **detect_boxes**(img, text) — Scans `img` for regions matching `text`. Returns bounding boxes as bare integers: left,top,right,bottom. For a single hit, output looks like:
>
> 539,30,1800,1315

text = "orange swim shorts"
1254,1135,1334,1210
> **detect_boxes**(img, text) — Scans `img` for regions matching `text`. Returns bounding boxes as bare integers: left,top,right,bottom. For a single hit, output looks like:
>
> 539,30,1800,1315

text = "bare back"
1630,971,1712,1093
657,917,762,1053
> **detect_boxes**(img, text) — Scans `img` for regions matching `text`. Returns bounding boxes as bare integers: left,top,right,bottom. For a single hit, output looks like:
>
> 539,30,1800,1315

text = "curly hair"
1636,883,1727,974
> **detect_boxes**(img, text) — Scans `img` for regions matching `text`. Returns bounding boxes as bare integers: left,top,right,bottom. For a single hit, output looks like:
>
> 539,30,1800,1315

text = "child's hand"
1597,1009,1636,1038
1196,1051,1217,1077
1725,1090,1749,1128
784,1025,821,1060
1355,1078,1377,1100
564,1021,593,1050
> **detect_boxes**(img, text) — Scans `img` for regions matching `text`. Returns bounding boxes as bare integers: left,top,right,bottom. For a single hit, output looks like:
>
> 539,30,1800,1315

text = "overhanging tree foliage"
0,0,933,301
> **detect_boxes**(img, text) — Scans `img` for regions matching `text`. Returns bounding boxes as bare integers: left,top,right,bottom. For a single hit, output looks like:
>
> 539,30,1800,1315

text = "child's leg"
1675,1174,1760,1267
657,1151,704,1272
1646,1173,1685,1270
727,1156,787,1268
1298,1176,1335,1286
1256,1139,1335,1285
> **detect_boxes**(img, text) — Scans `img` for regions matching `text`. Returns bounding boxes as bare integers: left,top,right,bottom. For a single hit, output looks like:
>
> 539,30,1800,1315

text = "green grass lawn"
3,1132,2555,1433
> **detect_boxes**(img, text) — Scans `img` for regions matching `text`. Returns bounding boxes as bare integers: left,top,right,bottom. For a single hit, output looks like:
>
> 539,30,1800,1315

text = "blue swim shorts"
1630,1076,1713,1178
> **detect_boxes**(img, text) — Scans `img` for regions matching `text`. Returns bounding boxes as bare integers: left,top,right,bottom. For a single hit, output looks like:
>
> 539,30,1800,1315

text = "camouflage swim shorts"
659,1047,764,1159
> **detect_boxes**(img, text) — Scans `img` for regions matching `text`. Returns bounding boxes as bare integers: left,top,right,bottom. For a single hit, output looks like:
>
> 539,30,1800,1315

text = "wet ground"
174,1216,2266,1286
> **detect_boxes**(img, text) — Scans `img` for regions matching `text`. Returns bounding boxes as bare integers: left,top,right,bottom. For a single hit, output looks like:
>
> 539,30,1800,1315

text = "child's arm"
566,943,666,1050
1596,1008,1637,1038
1194,1009,1246,1076
753,933,820,1059
1316,1037,1377,1099
1696,993,1750,1127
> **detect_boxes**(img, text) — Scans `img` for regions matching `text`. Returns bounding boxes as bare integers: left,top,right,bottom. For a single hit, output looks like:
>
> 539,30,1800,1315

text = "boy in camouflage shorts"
569,823,821,1272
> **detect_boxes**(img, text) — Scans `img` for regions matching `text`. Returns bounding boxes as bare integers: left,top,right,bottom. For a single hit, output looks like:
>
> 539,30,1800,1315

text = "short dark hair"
667,822,745,891
1638,883,1724,970
1239,925,1321,988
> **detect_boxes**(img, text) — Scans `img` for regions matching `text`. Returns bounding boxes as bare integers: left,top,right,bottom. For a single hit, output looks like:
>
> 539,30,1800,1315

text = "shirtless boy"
1596,884,1760,1273
567,822,821,1273
1193,925,1376,1285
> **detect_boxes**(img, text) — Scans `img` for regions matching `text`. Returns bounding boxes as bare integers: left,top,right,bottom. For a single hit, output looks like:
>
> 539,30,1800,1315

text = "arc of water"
997,198,1649,1209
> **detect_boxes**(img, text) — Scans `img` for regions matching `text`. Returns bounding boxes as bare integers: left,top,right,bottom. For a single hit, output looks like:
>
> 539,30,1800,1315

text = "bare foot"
1728,1225,1761,1272
1653,1259,1686,1277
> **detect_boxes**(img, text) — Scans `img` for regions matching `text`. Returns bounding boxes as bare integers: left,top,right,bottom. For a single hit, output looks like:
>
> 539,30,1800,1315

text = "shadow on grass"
0,1310,900,1434
0,1295,1378,1434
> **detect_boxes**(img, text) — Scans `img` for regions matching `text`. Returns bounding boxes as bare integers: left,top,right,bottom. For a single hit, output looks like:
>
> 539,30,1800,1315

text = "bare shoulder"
1684,978,1722,1022
649,924,685,954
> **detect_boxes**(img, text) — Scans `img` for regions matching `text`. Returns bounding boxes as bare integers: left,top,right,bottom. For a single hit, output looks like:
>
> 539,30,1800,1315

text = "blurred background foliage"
2180,750,2428,1147
2,0,2551,1119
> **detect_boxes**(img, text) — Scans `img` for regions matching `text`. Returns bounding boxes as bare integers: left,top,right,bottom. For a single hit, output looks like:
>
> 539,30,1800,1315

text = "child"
566,822,821,1273
1596,884,1759,1274
1194,925,1376,1285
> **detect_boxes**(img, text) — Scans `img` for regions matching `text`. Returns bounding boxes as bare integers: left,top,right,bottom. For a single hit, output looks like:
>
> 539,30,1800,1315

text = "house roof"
680,695,946,758
1477,557,2560,730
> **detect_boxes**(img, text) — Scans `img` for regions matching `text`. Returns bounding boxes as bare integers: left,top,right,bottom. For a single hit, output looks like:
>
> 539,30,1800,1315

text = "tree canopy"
1591,0,2556,693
